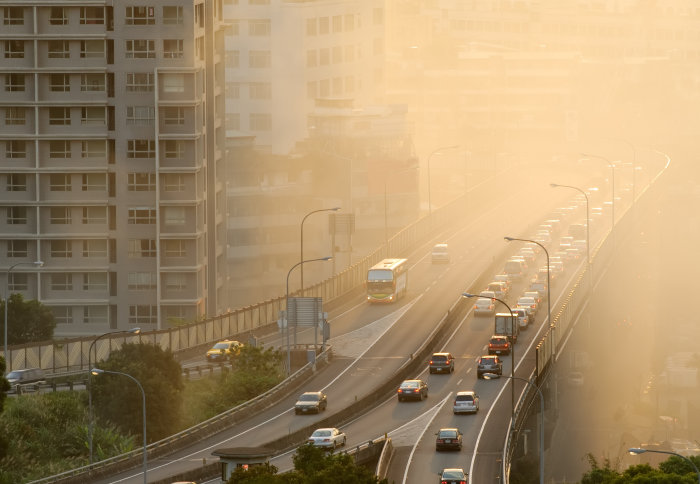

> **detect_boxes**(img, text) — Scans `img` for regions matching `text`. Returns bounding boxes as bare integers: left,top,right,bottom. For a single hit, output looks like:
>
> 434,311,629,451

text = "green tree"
91,342,184,442
0,357,9,414
0,294,55,345
580,452,700,483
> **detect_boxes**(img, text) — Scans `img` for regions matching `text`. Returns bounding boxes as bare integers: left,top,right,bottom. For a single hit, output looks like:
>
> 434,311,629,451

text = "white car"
511,307,530,328
453,391,479,414
523,291,542,306
308,428,346,449
473,297,495,316
517,296,538,315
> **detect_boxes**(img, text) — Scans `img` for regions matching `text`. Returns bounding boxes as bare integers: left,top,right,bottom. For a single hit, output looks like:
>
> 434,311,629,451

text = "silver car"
308,427,346,449
453,391,479,414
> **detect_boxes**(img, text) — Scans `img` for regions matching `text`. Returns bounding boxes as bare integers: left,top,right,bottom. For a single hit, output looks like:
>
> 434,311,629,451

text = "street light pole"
286,256,332,374
300,207,340,296
87,328,140,464
4,260,43,364
91,368,147,484
629,448,700,483
427,145,460,218
485,373,545,484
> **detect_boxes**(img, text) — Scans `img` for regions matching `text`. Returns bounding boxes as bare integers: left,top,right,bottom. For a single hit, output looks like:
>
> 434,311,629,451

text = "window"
50,207,71,224
6,140,26,158
81,73,105,91
129,305,157,324
164,206,185,225
249,50,270,68
7,240,28,257
319,17,329,34
165,273,186,290
81,140,106,158
5,73,25,92
127,172,155,191
49,107,71,125
9,273,28,291
249,113,271,131
128,207,156,224
48,40,70,59
126,72,154,92
52,306,72,324
5,40,24,59
164,140,184,158
306,18,316,36
50,7,68,25
163,39,183,59
82,206,107,224
80,40,104,58
333,46,342,63
227,82,240,99
7,174,26,191
248,19,270,36
164,173,185,191
250,82,271,99
4,7,24,25
164,239,186,257
332,15,342,33
162,73,185,92
49,140,70,158
81,173,106,191
126,106,154,125
5,107,25,125
163,107,185,125
50,274,73,291
125,6,155,25
128,272,156,290
126,39,155,59
128,239,156,257
163,6,183,24
195,36,204,60
49,174,71,191
80,7,104,24
83,273,107,291
227,50,239,68
50,74,70,92
82,239,107,257
50,239,72,257
319,48,329,65
81,107,104,125
7,206,27,224
127,140,155,158
83,306,108,324
306,50,316,68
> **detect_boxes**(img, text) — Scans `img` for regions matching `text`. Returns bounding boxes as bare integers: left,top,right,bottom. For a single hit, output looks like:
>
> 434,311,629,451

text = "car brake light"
429,360,433,364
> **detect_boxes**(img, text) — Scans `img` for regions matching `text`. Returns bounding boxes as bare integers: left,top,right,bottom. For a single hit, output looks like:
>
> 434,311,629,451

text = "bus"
366,258,408,303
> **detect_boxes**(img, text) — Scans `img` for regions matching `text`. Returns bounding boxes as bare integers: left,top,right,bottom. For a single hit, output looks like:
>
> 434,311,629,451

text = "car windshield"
312,430,331,437
401,381,419,388
213,343,229,350
438,430,458,438
6,371,20,379
442,470,466,479
299,394,319,401
432,355,447,361
490,338,506,344
456,395,473,402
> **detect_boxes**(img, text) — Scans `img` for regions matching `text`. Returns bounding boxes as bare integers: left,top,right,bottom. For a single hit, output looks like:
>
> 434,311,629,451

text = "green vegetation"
0,294,55,345
226,443,389,484
580,453,700,484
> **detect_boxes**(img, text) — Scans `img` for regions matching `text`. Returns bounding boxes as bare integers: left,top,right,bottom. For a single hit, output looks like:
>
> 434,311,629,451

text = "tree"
91,342,184,442
580,452,700,483
0,294,55,345
0,357,9,414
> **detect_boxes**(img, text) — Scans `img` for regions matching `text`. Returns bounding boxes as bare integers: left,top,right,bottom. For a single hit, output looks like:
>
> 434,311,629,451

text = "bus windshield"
367,269,393,281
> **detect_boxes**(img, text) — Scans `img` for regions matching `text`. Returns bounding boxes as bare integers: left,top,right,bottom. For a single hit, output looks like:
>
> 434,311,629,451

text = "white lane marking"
457,379,463,385
400,393,453,484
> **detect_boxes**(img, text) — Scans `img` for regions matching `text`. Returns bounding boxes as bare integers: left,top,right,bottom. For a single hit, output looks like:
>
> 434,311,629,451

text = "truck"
494,312,519,344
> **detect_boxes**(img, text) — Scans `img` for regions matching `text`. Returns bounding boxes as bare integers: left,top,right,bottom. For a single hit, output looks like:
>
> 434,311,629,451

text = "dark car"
435,428,463,451
6,368,45,386
397,379,428,402
477,355,503,379
439,468,468,484
294,391,328,414
429,352,455,374
488,335,511,355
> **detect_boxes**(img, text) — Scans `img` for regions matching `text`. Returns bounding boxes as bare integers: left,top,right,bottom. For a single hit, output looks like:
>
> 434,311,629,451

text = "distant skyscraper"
0,1,228,337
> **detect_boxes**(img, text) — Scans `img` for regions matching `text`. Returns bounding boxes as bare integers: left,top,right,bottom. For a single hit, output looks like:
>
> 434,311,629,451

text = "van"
486,281,508,300
431,244,450,263
6,368,45,386
504,259,525,280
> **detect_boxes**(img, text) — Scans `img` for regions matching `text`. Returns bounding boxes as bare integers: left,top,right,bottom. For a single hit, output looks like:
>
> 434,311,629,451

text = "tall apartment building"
0,1,228,337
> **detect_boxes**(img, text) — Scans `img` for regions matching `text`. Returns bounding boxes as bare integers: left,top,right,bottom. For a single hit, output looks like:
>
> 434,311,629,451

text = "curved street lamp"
628,447,700,483
91,368,147,484
4,260,44,364
427,145,460,218
300,207,340,296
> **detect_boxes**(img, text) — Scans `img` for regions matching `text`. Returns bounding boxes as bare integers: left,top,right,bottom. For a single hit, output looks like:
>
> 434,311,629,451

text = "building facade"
0,0,228,337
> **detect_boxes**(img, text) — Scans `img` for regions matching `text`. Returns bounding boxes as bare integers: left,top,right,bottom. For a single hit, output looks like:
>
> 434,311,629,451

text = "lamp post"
286,256,332,374
91,368,147,484
629,448,700,483
462,292,516,417
505,237,552,359
550,183,590,267
87,328,140,464
581,152,615,233
484,373,545,484
427,145,460,218
300,207,340,296
4,260,44,364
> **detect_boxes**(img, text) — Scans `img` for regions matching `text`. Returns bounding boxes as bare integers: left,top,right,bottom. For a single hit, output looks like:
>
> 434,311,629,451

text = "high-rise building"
0,1,228,337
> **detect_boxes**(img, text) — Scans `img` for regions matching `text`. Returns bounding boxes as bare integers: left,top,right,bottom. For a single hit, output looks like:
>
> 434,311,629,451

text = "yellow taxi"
205,340,242,362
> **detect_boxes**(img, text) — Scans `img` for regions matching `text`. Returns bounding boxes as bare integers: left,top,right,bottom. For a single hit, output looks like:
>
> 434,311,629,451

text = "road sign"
287,297,323,327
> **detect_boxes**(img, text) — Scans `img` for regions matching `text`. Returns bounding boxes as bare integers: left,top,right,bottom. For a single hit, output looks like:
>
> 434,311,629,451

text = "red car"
488,335,511,355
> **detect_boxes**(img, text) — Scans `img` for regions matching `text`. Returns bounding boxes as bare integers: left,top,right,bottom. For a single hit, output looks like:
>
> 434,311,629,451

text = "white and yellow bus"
366,258,408,303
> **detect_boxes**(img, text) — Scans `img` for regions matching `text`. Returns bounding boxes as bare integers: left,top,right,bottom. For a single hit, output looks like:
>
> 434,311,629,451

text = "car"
517,296,538,315
533,231,552,245
565,248,581,261
453,390,479,414
504,259,526,279
206,340,242,362
435,428,463,451
543,219,562,234
438,467,468,484
548,260,565,275
572,239,587,253
5,368,45,386
477,355,503,378
559,236,574,251
529,281,547,298
493,273,513,292
535,267,552,283
473,296,495,316
511,307,530,328
431,244,450,263
488,335,511,355
486,281,508,300
294,391,328,414
308,427,346,449
518,247,537,263
397,379,428,401
523,291,542,305
429,352,455,374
